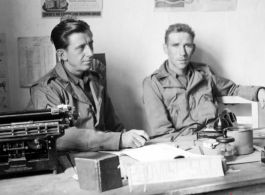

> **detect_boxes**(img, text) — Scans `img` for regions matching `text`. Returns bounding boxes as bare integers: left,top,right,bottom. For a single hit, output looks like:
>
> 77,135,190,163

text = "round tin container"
225,126,253,155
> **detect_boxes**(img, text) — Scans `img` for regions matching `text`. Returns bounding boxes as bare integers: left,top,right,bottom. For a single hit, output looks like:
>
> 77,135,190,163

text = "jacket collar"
153,60,204,90
54,61,103,107
54,61,101,85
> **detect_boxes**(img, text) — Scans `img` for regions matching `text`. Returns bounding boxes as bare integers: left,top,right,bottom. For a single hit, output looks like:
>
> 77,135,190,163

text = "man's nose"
84,45,94,57
178,46,186,56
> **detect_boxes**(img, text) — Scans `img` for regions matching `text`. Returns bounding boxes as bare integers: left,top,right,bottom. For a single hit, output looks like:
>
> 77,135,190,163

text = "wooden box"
75,152,122,192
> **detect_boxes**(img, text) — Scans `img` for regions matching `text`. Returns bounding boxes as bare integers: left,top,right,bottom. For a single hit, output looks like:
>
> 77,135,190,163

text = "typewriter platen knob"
27,139,43,150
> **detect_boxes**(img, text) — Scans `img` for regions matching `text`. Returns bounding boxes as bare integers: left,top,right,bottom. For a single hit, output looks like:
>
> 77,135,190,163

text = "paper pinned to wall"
41,0,103,18
0,33,10,111
154,0,237,12
18,36,56,88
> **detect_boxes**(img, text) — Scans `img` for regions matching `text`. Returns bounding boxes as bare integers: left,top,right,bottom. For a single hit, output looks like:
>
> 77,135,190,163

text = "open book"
100,143,203,162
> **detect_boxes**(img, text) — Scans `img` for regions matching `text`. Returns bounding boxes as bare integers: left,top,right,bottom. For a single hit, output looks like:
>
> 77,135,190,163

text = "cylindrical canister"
225,126,253,155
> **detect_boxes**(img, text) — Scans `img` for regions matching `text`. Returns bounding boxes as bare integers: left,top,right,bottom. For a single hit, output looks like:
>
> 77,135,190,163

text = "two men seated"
27,18,265,151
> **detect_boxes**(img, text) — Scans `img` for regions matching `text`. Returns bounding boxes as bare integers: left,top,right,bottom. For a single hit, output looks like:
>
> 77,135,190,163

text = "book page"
102,144,203,162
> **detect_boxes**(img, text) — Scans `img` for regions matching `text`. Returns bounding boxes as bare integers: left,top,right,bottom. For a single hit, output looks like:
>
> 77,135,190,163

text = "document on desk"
127,155,224,187
100,144,202,162
121,144,202,162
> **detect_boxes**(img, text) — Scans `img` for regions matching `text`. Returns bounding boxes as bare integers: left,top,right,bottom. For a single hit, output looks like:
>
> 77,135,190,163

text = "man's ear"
163,43,168,55
56,49,67,61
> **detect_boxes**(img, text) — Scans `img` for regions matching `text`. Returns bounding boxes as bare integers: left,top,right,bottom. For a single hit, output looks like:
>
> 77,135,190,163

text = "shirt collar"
166,61,192,79
62,63,90,86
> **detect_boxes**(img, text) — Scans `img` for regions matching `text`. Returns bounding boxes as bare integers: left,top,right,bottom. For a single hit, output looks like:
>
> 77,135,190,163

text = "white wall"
0,0,265,133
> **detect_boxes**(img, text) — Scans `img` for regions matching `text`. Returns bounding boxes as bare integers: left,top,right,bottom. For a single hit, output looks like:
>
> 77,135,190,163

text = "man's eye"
89,42,93,50
185,44,194,48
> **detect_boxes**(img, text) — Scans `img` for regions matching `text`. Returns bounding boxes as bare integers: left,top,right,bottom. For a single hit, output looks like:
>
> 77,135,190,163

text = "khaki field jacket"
143,61,261,136
27,60,125,151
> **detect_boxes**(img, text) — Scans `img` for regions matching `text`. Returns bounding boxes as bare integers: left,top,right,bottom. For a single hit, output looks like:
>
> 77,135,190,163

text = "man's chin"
83,62,92,69
176,62,189,69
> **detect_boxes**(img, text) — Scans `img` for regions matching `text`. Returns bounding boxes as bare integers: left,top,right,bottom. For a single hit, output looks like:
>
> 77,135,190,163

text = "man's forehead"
167,32,194,42
68,32,93,45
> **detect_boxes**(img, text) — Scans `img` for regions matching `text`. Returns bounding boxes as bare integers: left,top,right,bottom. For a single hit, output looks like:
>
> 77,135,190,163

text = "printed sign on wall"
155,0,237,12
41,0,103,17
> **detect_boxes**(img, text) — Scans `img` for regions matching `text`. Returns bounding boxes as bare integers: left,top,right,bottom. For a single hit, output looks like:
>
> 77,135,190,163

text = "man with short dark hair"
27,18,149,151
143,23,265,137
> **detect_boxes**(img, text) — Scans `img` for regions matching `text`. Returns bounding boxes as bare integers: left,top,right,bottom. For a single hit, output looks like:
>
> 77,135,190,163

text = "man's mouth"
83,59,93,64
178,58,187,62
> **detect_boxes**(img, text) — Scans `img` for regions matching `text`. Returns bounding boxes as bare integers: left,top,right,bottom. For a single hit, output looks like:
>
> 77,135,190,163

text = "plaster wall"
0,0,265,133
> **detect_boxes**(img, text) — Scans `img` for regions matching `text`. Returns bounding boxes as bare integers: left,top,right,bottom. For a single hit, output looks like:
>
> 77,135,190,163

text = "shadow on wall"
106,62,150,132
192,44,226,76
193,45,265,127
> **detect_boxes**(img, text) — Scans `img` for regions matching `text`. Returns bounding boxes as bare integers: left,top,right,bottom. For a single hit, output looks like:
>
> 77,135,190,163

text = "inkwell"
215,115,236,162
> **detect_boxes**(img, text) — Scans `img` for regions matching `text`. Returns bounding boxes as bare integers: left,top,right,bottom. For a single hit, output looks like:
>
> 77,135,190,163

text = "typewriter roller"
0,105,76,176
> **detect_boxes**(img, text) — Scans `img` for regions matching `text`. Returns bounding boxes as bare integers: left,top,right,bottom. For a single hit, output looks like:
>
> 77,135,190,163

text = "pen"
141,135,147,141
149,132,171,140
198,146,204,155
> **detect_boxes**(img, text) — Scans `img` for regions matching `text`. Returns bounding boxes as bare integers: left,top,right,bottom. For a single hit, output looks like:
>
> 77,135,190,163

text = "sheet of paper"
253,129,265,139
41,0,103,17
227,150,260,165
154,0,237,12
126,155,224,186
190,145,261,165
104,144,202,162
98,150,125,157
18,36,56,87
0,33,10,111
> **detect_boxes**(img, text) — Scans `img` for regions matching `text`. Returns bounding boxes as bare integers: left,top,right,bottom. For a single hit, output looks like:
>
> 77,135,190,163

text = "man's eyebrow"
75,41,93,49
74,43,85,49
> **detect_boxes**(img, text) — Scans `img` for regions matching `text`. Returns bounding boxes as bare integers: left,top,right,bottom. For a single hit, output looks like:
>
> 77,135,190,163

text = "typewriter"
0,105,76,176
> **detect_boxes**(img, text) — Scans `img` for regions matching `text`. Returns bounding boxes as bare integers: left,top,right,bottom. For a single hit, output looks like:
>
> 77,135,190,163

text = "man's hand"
120,130,150,149
258,88,265,109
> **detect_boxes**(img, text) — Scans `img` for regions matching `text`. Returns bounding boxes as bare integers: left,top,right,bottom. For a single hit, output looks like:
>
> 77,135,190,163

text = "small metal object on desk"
198,146,204,155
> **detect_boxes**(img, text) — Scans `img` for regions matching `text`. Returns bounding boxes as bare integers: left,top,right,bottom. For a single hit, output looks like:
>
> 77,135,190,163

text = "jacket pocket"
168,103,187,129
195,93,217,121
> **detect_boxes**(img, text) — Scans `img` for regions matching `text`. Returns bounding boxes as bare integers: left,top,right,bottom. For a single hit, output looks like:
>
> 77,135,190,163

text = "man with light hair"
143,23,265,137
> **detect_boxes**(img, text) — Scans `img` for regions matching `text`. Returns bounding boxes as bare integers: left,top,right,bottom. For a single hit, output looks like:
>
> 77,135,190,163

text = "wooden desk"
1,138,265,195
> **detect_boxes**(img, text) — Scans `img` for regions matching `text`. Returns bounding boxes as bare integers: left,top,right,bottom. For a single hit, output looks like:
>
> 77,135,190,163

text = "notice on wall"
18,36,56,88
155,0,237,12
41,0,103,17
0,33,10,111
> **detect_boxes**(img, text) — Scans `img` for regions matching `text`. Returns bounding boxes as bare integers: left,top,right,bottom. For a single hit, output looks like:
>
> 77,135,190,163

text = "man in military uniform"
143,23,265,137
27,18,149,151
